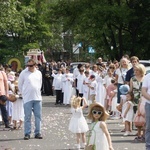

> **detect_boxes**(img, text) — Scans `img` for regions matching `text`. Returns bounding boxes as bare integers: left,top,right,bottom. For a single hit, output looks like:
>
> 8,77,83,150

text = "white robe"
96,76,106,106
83,76,90,101
76,73,86,94
62,73,74,105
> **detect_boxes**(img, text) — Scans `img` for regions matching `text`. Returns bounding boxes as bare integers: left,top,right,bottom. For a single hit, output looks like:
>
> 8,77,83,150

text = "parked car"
139,60,150,74
70,62,88,69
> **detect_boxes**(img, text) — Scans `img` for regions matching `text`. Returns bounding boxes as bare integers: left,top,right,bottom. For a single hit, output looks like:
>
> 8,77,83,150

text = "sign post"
88,46,95,63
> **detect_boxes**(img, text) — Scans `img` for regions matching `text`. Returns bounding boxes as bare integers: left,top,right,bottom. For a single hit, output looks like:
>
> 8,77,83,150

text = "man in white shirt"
18,59,43,140
142,73,150,149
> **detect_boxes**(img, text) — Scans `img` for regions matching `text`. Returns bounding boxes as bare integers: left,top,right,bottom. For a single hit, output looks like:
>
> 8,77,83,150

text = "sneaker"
75,144,80,149
35,133,43,139
24,134,30,140
81,143,86,149
123,131,130,136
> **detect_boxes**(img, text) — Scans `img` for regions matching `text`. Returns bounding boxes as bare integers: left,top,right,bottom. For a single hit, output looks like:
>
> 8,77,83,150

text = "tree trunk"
118,24,123,59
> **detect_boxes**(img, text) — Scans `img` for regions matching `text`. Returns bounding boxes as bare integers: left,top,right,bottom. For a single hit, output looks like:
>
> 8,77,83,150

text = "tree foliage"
50,0,150,60
0,0,149,63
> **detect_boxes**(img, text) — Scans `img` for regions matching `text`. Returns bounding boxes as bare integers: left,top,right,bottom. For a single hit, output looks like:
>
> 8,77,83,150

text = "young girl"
106,78,116,114
88,75,97,104
83,71,90,103
68,96,89,149
110,83,119,119
87,102,114,150
122,92,134,136
12,83,24,129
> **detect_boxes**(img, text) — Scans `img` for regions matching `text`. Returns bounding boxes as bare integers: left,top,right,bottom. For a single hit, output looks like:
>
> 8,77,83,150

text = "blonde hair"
70,96,82,108
120,58,129,68
134,64,146,76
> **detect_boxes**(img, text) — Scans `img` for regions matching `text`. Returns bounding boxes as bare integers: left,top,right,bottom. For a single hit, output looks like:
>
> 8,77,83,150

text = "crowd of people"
0,55,150,149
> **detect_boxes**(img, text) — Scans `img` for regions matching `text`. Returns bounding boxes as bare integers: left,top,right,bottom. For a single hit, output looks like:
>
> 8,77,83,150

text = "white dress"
62,73,74,105
68,107,89,133
12,97,24,121
111,89,118,111
89,121,109,150
96,76,106,106
122,101,134,122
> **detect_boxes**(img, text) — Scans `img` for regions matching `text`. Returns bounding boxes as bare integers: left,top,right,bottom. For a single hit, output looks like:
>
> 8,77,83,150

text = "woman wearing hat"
86,102,114,150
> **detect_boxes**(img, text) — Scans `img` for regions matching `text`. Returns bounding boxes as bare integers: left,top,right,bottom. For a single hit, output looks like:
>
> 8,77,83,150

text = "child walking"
68,96,89,149
87,102,114,150
122,92,134,136
12,83,24,129
88,75,97,104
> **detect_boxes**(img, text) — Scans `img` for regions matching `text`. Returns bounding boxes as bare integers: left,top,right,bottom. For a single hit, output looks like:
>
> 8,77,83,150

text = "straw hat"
87,102,109,121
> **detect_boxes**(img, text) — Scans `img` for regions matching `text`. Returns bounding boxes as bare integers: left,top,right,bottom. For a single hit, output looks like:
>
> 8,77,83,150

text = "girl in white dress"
111,86,118,119
83,71,90,103
87,102,114,150
122,92,134,136
12,83,24,129
68,96,89,149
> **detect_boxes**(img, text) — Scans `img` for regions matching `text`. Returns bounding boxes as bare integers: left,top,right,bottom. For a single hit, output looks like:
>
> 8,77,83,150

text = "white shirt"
103,75,112,88
52,73,62,90
89,80,97,95
18,68,42,104
76,73,85,94
73,67,79,80
142,73,150,104
115,68,128,84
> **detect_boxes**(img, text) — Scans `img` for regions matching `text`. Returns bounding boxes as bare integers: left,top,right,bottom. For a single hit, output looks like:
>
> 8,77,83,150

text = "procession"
0,1,149,150
0,55,148,150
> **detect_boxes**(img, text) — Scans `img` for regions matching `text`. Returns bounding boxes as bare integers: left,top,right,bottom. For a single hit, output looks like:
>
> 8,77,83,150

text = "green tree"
50,0,150,60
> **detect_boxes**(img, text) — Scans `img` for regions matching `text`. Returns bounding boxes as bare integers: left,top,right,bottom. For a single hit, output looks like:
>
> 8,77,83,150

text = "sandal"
121,129,125,132
141,136,145,142
133,136,142,142
17,126,22,130
13,127,17,130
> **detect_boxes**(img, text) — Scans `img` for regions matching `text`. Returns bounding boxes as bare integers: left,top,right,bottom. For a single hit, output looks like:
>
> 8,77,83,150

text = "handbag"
133,113,145,127
8,94,17,102
85,122,97,150
85,145,94,150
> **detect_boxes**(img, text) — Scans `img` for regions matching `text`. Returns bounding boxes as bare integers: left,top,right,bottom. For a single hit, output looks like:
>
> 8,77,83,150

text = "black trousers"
61,92,64,104
0,104,9,126
79,93,83,106
55,90,62,104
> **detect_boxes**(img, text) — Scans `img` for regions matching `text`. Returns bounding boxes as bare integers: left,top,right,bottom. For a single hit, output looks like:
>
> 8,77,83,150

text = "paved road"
0,96,145,150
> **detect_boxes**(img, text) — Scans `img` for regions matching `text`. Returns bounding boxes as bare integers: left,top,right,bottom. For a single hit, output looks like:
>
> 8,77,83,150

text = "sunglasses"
27,64,35,67
109,67,115,69
92,110,103,115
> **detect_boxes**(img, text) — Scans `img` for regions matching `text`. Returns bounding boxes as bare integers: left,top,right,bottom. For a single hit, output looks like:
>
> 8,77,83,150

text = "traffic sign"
88,46,95,53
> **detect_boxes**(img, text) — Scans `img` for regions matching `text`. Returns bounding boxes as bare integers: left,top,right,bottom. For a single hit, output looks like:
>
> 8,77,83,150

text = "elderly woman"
115,58,129,103
130,64,146,107
130,64,146,142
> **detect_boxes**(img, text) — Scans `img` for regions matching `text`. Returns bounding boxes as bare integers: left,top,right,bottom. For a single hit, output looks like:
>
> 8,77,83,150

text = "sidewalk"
0,96,145,150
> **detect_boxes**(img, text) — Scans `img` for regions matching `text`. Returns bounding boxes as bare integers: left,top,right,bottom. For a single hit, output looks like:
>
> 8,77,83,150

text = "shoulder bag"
85,122,97,150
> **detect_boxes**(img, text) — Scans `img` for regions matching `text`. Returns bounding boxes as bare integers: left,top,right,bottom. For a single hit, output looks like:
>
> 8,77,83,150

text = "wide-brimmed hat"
87,102,109,121
119,84,130,95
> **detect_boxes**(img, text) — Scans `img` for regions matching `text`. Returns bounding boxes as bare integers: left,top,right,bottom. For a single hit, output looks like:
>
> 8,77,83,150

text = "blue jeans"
24,101,42,136
145,102,150,150
0,104,9,126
